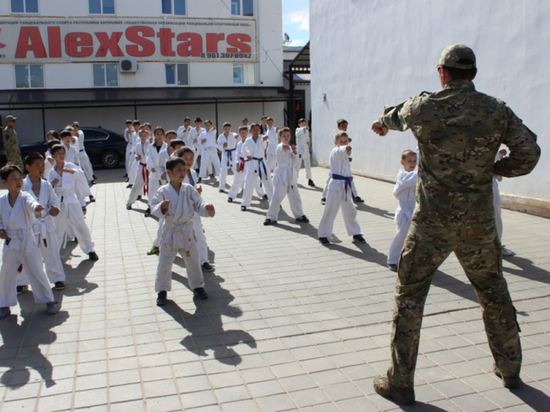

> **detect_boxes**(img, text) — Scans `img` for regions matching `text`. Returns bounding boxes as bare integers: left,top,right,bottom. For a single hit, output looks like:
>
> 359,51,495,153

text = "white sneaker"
501,247,515,256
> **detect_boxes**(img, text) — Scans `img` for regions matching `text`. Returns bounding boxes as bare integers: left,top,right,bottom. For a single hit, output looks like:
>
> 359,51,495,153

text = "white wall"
310,0,549,202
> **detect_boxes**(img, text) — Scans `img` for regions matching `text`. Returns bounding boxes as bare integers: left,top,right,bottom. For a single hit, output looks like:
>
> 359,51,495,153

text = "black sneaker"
308,179,315,187
54,281,65,290
241,206,247,211
219,189,226,193
352,234,366,244
353,196,364,203
227,198,233,203
319,237,330,246
197,178,202,183
17,285,29,295
89,252,99,261
296,215,309,223
209,174,214,179
387,264,398,272
137,195,142,201
321,198,326,205
263,219,277,226
82,207,87,214
193,287,209,300
123,174,128,178
156,291,167,306
201,262,215,272
126,204,132,210
126,184,133,188
144,208,151,217
262,194,268,201
89,196,96,202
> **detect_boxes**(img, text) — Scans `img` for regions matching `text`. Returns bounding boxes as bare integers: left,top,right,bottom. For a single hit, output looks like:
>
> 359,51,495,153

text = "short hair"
165,130,177,138
222,122,231,128
60,130,72,138
170,139,185,149
266,117,273,122
133,120,140,125
46,130,60,140
65,126,74,132
298,118,307,123
138,126,149,134
261,116,267,120
441,65,477,80
401,150,417,160
142,122,152,129
278,127,291,137
204,119,212,125
47,139,61,149
238,125,249,132
166,157,185,171
334,131,348,140
24,152,44,166
154,126,165,135
0,164,23,180
242,118,248,122
50,144,66,155
175,146,194,158
249,122,261,130
194,117,202,123
184,117,191,121
125,119,133,124
72,121,80,127
336,119,348,126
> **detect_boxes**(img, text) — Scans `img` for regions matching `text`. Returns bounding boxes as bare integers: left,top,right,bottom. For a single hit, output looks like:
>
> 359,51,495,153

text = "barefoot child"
152,157,215,305
264,127,309,225
0,164,59,318
387,150,417,271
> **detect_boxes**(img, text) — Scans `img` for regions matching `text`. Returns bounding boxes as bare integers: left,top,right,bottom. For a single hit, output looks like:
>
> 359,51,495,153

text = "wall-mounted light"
322,93,326,101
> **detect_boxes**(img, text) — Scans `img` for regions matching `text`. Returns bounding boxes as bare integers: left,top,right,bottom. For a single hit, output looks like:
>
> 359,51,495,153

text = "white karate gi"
294,126,312,180
318,146,361,238
387,169,417,265
265,127,279,172
127,141,150,206
266,143,305,221
241,136,273,207
176,125,191,142
151,183,211,292
147,142,168,208
198,130,221,179
0,191,55,308
18,177,65,285
49,162,96,254
227,140,265,200
64,142,91,206
124,127,134,175
76,130,95,183
493,151,505,241
44,151,54,177
186,127,204,169
217,132,237,190
128,132,140,185
184,170,209,265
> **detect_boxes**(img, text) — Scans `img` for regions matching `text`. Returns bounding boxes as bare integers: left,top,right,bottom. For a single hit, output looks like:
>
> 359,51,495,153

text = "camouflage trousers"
387,217,522,388
5,140,23,170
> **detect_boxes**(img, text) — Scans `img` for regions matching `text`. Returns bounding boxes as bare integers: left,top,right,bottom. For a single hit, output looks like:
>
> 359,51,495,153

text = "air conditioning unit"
119,58,138,73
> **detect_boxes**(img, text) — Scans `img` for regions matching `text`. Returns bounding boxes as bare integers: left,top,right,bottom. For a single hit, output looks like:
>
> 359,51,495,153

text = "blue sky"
282,0,309,46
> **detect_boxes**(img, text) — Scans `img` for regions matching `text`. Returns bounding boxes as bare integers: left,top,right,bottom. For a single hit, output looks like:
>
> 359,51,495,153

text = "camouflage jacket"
379,80,540,222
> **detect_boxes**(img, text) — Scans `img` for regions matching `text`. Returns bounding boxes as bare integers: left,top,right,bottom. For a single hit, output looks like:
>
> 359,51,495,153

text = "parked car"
18,127,126,168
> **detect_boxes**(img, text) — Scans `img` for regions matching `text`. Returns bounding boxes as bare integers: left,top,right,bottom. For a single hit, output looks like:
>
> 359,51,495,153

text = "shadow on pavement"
503,255,550,284
508,383,550,412
60,241,98,297
161,272,256,365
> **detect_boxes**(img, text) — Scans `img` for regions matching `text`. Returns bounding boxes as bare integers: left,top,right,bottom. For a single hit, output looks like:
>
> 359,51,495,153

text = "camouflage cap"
438,44,476,69
5,115,16,121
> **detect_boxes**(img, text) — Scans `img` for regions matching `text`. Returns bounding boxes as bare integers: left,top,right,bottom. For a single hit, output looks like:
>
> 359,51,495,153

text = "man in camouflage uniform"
2,115,23,170
371,44,541,404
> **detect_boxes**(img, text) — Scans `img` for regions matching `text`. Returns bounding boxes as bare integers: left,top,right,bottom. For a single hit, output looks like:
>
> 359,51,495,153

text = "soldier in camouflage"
2,115,24,170
371,44,541,405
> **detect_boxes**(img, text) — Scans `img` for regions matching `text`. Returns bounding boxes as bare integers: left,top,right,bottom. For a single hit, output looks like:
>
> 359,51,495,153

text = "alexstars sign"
0,18,256,62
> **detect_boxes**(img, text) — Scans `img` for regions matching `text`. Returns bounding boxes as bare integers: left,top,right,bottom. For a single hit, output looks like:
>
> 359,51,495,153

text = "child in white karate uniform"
73,121,96,185
493,148,514,256
294,118,315,187
265,117,279,173
60,129,93,207
152,157,215,305
387,150,417,271
318,131,366,245
198,120,220,181
264,127,309,225
0,164,59,318
48,145,99,261
17,153,66,293
127,128,150,210
146,126,168,217
217,122,237,192
186,118,204,171
229,126,262,202
240,123,273,211
124,119,134,178
127,120,141,187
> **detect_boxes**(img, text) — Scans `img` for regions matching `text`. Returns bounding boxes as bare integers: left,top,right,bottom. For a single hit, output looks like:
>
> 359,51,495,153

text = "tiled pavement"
0,166,549,411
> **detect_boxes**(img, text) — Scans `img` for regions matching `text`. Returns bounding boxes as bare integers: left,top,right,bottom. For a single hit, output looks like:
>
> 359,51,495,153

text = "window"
83,129,109,141
89,0,115,14
231,0,253,16
162,0,186,15
15,65,43,88
11,0,38,13
93,63,118,87
233,63,254,85
165,64,189,86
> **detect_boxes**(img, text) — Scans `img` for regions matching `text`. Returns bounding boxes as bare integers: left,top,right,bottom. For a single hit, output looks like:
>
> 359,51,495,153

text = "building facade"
310,0,549,216
0,0,285,142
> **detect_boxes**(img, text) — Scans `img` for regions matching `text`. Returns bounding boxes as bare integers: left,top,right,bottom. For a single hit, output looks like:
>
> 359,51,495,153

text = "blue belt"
79,149,84,152
252,156,268,186
225,148,236,167
188,175,195,187
331,173,352,201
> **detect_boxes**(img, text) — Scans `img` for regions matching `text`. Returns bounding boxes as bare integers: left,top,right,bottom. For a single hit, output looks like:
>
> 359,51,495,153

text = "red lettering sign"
47,26,62,58
157,28,175,57
126,26,155,57
65,32,94,57
176,32,202,57
206,33,225,53
95,32,124,57
227,34,252,53
15,27,47,58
